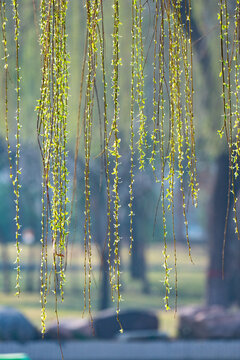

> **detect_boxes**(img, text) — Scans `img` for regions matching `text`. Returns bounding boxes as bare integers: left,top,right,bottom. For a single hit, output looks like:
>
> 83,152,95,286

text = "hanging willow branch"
98,0,113,301
111,0,123,331
83,0,100,320
0,0,22,296
219,0,240,268
79,0,124,326
133,0,147,170
0,0,200,329
149,0,198,309
12,0,21,297
36,0,70,334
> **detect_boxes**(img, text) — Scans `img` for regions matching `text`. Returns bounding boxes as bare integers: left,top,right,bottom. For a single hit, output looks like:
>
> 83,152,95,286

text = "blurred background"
0,0,239,342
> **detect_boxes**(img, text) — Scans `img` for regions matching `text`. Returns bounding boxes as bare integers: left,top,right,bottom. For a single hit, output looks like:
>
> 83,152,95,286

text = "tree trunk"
99,249,110,310
91,165,111,311
129,179,150,294
130,236,146,280
206,153,240,307
130,238,150,294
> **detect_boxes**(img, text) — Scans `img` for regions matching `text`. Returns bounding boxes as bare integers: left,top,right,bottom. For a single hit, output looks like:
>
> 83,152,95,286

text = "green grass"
0,243,207,338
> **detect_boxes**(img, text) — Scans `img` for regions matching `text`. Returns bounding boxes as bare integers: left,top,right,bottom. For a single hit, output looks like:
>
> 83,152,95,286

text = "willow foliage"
36,0,70,332
148,0,198,309
219,0,240,252
0,0,218,332
0,0,21,296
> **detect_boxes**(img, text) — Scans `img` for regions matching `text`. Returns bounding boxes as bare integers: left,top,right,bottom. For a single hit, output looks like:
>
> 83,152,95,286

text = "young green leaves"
37,0,70,334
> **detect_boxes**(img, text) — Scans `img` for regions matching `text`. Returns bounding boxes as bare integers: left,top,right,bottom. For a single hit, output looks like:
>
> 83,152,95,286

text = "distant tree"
189,1,240,308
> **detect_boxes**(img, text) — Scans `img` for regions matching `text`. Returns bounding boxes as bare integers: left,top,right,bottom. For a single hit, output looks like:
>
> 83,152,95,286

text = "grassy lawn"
0,242,207,338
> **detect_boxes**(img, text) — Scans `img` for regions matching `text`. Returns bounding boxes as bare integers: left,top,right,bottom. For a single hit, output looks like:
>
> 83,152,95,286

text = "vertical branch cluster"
133,0,147,170
150,0,198,309
79,0,198,314
129,0,136,255
98,0,113,303
75,0,124,326
111,0,122,330
12,0,21,296
83,0,100,319
129,0,147,254
37,0,70,334
0,0,200,323
0,0,22,296
219,0,240,240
